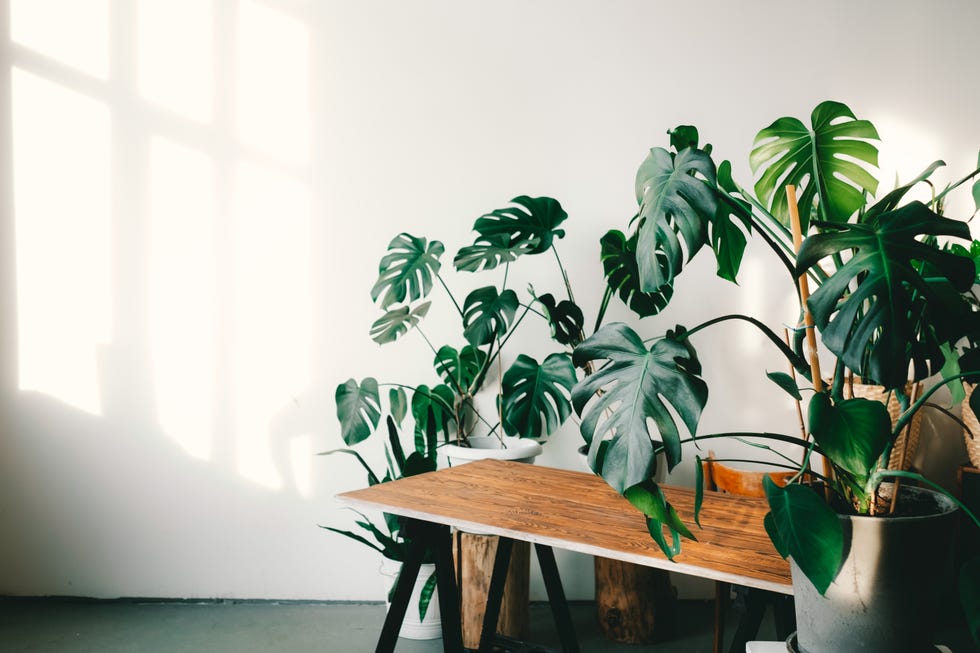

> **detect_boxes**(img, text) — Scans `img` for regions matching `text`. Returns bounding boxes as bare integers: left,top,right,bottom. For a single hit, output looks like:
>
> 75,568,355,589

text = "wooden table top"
336,458,792,594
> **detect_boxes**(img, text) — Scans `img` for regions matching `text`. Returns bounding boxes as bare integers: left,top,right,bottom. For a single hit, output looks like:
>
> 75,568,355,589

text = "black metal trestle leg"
478,537,515,652
535,544,580,653
374,520,464,653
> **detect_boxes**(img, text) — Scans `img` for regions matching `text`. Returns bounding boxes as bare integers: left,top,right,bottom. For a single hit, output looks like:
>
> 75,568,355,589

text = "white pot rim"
442,436,543,461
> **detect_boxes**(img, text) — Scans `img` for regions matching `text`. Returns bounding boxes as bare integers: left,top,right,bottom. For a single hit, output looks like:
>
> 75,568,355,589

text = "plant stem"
551,244,576,305
681,314,810,375
434,272,464,318
933,164,980,205
706,457,832,486
593,285,614,335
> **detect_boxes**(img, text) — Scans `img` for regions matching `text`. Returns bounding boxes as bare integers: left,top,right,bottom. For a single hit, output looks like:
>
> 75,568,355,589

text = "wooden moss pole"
595,557,675,643
453,531,530,649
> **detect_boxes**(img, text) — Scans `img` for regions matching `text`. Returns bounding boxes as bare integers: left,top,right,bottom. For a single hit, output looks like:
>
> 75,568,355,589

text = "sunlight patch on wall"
12,68,111,416
11,0,109,79
236,0,311,164
148,137,216,461
138,0,213,123
233,162,312,489
289,433,315,498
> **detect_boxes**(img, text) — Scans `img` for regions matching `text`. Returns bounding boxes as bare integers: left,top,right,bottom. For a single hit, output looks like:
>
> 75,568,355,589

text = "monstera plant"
572,101,980,649
335,194,671,456
336,196,575,451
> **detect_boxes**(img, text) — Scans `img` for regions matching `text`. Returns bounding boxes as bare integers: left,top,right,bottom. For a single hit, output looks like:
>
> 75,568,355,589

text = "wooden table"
337,459,791,652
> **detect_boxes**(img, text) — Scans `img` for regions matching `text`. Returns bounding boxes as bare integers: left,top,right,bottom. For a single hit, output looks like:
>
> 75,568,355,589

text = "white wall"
1,0,978,601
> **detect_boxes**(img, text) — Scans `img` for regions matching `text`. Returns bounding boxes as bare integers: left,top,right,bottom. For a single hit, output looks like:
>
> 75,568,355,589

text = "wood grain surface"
337,459,791,595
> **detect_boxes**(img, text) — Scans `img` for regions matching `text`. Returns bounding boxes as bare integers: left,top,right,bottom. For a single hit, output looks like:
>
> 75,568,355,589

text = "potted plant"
331,196,583,646
332,195,675,646
335,195,584,460
319,416,440,639
571,101,980,651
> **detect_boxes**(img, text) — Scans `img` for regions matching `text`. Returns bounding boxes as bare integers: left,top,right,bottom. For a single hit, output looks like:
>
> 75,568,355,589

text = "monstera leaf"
634,146,718,293
764,476,843,595
711,160,754,283
371,233,444,309
536,293,585,345
572,323,708,493
470,195,567,255
600,229,673,318
797,201,974,388
433,345,488,394
336,377,381,445
750,101,879,229
369,301,431,344
411,384,456,444
462,286,519,346
454,232,536,272
500,353,577,439
624,479,697,559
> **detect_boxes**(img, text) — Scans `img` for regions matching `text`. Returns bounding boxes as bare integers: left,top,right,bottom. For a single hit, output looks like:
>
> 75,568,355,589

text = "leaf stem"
681,314,810,377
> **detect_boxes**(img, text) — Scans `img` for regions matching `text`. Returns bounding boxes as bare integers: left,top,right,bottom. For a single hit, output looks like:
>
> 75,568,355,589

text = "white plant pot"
379,559,442,641
442,435,543,467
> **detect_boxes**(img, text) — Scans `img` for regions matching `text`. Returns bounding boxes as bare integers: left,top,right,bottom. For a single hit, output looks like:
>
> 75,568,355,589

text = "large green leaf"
764,477,843,595
750,100,879,229
808,393,890,488
389,387,407,425
433,345,487,394
624,479,696,559
797,201,974,388
572,323,708,492
634,146,718,292
454,232,532,272
711,160,753,283
411,384,456,444
470,195,567,255
500,353,576,439
336,378,381,445
462,286,519,346
536,293,585,346
600,229,673,318
371,233,444,309
369,301,431,344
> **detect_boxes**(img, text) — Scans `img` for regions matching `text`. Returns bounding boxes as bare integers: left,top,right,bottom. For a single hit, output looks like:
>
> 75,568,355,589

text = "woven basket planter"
962,384,980,468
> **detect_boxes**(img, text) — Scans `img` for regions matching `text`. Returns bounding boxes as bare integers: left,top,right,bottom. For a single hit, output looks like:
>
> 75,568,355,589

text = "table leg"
535,544,580,653
374,520,463,653
430,524,463,653
375,533,424,653
477,537,515,652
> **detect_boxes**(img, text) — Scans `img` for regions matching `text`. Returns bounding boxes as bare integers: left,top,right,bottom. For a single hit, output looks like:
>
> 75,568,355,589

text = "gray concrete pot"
792,483,958,653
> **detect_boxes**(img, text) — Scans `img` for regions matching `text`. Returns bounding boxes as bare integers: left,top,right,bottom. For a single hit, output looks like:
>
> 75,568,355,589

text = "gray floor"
0,599,973,652
0,599,759,653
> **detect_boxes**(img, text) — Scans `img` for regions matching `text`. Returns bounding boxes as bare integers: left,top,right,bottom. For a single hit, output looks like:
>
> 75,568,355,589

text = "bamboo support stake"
787,186,832,482
787,186,824,394
783,327,811,470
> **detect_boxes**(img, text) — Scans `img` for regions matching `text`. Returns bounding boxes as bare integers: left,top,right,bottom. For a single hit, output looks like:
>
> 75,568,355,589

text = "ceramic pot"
791,483,958,653
379,559,441,640
442,435,542,467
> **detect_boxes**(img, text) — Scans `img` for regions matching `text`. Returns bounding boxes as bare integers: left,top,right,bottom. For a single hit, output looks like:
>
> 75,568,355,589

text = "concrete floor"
0,598,973,652
0,599,758,653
